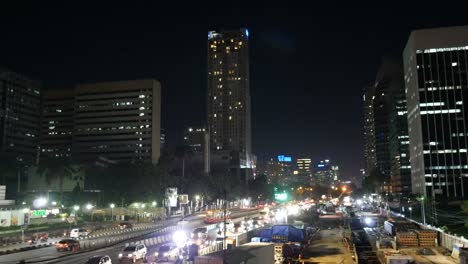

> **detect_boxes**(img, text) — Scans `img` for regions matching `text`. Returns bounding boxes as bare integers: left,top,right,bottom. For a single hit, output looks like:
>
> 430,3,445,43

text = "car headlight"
155,252,159,256
118,253,123,258
164,252,169,256
128,253,133,257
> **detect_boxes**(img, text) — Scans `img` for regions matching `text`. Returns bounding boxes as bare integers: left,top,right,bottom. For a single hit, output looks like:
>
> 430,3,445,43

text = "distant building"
313,159,339,186
296,158,312,182
0,67,41,164
207,28,253,181
183,126,206,153
266,155,294,186
40,89,74,160
404,26,468,216
72,80,161,164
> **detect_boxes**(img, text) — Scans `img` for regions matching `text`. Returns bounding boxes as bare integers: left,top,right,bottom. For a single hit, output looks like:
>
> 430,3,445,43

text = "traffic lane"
0,237,61,252
0,245,62,264
46,240,177,264
5,210,259,264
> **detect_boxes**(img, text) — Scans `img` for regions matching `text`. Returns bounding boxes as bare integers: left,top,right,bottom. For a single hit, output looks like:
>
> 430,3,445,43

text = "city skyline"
2,3,468,180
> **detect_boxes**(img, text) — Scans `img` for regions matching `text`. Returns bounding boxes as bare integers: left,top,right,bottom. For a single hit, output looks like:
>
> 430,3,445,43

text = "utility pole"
223,188,227,264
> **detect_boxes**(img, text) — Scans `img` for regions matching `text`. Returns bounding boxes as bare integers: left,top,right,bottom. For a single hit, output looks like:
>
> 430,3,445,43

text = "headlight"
155,252,159,256
118,253,123,257
128,253,133,257
164,252,169,256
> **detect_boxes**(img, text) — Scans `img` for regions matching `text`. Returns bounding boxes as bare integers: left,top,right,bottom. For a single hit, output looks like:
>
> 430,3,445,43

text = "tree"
36,157,76,201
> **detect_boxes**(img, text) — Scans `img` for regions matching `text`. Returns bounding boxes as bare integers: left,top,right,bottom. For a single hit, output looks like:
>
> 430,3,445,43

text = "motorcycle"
27,238,37,245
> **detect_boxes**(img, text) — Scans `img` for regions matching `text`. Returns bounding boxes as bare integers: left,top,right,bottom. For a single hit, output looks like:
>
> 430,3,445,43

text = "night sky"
2,2,468,181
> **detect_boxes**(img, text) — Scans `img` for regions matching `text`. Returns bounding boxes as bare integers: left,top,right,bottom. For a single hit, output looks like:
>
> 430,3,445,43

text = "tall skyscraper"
404,26,468,221
40,89,74,160
363,59,412,195
207,29,252,163
0,67,41,164
363,85,377,177
73,80,161,164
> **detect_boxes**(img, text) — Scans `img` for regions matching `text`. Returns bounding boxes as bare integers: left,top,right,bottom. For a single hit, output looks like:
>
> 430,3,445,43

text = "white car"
118,244,147,262
85,255,112,264
69,228,88,238
155,243,179,261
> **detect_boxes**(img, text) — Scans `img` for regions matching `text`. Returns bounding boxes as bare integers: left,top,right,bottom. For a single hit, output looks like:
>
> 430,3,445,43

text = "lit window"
214,114,217,117
139,113,145,116
452,62,458,66
139,95,145,98
229,116,232,120
49,126,55,130
139,107,145,110
189,128,193,132
56,109,62,113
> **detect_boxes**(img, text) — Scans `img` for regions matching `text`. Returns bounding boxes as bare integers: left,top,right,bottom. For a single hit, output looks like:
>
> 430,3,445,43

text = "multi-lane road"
0,209,261,264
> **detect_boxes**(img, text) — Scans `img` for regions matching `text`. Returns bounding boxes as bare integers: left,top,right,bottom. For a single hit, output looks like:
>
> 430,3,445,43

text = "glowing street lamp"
110,203,115,221
86,204,93,210
73,205,80,211
33,197,47,208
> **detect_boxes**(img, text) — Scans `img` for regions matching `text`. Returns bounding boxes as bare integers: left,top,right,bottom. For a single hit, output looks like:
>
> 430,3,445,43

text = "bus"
204,209,231,224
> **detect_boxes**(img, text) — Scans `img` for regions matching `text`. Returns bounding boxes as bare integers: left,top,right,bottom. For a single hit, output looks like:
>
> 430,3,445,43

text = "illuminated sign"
278,155,292,162
245,28,249,38
274,192,288,201
318,164,325,168
30,210,46,218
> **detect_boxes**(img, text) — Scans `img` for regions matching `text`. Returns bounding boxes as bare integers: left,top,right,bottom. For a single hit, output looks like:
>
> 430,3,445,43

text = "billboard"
278,155,292,162
179,194,189,205
165,187,178,207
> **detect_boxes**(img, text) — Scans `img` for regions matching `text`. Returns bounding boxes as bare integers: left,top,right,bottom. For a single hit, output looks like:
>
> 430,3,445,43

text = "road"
0,209,260,264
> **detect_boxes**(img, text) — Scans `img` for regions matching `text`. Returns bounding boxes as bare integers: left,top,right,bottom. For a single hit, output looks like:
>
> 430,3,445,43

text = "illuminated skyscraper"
207,28,253,180
404,26,468,222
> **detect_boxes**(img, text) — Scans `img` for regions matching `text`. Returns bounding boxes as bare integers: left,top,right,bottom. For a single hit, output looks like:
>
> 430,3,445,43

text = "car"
69,228,88,238
55,239,80,251
191,227,208,240
155,243,179,261
119,222,133,230
118,244,147,262
85,255,112,264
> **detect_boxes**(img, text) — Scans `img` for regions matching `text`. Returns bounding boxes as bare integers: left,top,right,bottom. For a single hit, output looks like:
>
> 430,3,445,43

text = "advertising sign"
0,211,11,227
165,188,178,207
179,194,189,205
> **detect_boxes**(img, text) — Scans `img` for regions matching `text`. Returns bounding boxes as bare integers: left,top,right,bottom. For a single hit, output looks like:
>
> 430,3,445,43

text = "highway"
0,209,260,264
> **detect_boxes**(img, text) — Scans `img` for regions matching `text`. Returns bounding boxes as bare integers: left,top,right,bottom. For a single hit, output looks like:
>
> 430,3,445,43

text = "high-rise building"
404,26,468,221
207,29,252,172
266,155,294,186
40,89,74,160
363,85,377,178
0,67,41,164
296,158,312,182
183,126,206,153
72,80,161,164
313,159,339,186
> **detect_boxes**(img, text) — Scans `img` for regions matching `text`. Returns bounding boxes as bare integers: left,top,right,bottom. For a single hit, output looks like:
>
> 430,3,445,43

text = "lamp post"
409,207,413,219
110,203,115,221
152,201,157,219
420,197,426,225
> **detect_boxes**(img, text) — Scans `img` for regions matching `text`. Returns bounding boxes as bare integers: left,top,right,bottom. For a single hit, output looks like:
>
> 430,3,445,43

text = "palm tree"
36,157,75,201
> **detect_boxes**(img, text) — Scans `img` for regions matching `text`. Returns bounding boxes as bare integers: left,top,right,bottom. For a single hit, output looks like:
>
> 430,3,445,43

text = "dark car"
55,239,80,251
85,255,112,264
119,222,133,230
155,243,179,261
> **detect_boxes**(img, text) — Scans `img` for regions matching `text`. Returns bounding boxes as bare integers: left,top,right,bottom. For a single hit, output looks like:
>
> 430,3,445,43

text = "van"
70,228,88,238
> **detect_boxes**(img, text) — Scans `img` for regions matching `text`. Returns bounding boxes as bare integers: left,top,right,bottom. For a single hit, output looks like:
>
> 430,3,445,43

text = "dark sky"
2,2,468,180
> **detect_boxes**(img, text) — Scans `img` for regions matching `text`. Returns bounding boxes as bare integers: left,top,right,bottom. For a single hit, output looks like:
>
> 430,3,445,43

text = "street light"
33,197,47,208
73,205,80,211
419,196,426,225
409,207,413,219
152,201,157,219
110,203,115,221
86,204,93,210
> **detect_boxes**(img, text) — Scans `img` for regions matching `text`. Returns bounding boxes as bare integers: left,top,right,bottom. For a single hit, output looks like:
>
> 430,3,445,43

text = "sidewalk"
301,229,355,263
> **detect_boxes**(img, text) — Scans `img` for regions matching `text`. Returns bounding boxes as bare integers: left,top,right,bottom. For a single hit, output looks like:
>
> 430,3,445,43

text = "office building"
266,155,294,186
0,67,41,164
404,26,468,220
40,89,74,160
296,158,312,182
207,29,252,176
183,126,206,153
72,80,161,164
313,159,339,186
